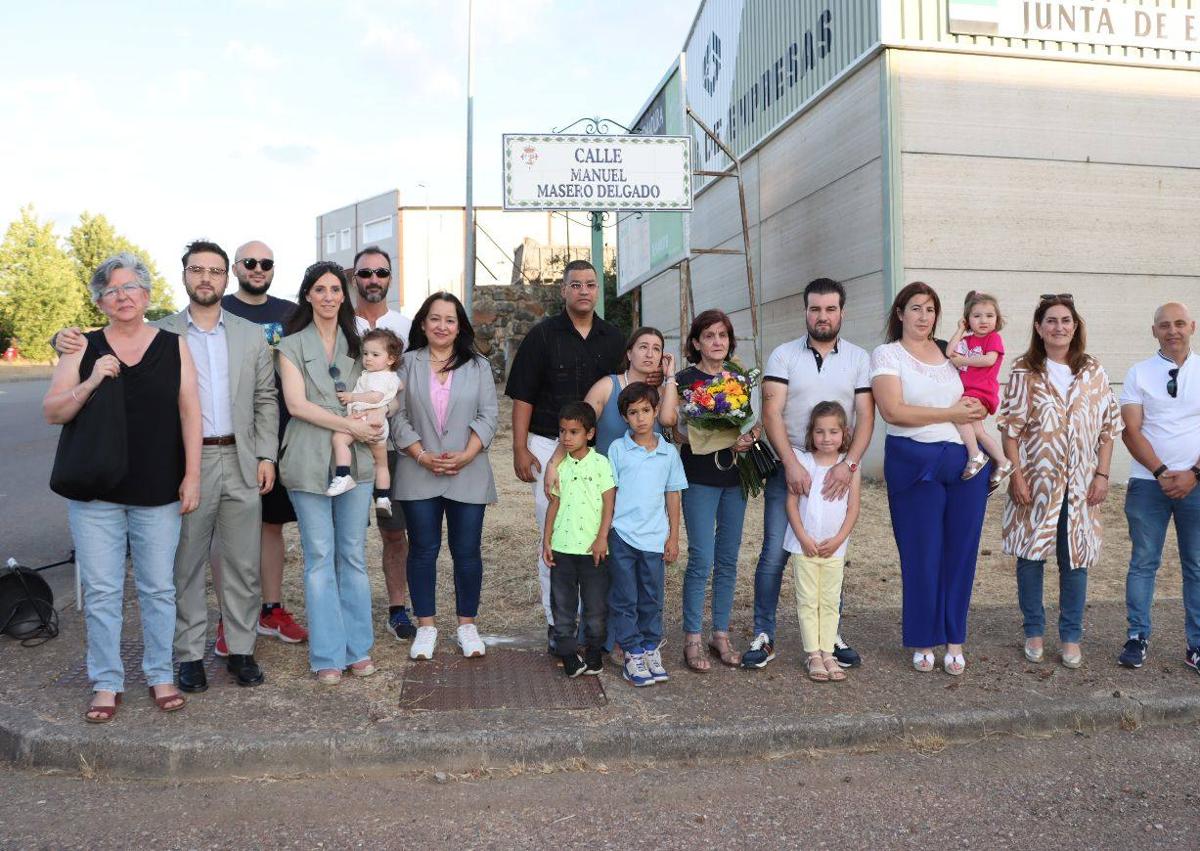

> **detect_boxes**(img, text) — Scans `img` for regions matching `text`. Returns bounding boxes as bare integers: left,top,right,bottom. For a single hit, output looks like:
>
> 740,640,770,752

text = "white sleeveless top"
869,342,964,444
783,449,850,559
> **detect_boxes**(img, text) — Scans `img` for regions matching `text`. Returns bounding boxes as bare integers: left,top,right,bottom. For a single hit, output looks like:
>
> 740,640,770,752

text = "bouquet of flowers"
678,362,774,497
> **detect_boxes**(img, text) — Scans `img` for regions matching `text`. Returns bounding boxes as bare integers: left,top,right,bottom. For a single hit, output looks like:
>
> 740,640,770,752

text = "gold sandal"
806,654,829,682
961,452,988,481
684,638,710,673
708,632,741,667
822,654,846,681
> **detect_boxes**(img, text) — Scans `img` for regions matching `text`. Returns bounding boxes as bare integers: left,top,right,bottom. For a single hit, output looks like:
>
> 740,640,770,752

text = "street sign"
502,133,692,212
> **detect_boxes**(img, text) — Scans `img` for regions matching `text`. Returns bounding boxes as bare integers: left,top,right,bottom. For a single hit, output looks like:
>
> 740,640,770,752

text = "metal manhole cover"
53,638,232,687
399,647,606,711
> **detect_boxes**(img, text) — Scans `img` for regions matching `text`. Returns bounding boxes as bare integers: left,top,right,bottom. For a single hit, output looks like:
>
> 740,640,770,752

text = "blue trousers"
608,531,664,653
1125,478,1200,648
750,467,791,639
1016,495,1087,643
884,436,990,648
403,496,485,619
681,483,747,633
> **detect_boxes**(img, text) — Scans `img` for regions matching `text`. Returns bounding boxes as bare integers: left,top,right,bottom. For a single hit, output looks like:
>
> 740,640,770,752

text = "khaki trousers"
174,444,262,661
792,554,844,654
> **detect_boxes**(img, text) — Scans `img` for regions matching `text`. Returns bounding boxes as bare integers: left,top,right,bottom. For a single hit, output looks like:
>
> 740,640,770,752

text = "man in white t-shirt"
741,278,875,670
1117,302,1200,674
351,246,415,641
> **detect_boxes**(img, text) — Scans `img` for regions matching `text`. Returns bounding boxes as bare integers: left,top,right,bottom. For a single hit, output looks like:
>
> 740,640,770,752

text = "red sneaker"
258,607,308,643
214,618,229,657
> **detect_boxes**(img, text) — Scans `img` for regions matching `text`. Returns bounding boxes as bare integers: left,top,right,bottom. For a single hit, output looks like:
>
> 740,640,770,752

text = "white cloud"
224,40,283,72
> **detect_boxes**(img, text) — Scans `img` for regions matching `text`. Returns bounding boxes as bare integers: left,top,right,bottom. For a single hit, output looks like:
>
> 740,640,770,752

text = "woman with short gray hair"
43,253,202,723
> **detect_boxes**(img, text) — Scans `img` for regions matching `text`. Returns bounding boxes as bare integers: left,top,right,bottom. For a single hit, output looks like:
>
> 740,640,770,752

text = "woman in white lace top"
869,282,990,676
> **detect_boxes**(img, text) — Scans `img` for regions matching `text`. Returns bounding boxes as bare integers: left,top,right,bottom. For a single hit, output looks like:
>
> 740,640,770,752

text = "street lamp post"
417,182,431,299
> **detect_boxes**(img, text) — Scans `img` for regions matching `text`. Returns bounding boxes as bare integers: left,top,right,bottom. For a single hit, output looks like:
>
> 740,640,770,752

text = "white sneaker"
374,496,392,518
456,623,486,658
325,475,356,497
410,626,437,660
644,646,669,682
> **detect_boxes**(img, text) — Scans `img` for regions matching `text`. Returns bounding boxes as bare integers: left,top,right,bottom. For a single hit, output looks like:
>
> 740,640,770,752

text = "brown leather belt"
202,435,236,446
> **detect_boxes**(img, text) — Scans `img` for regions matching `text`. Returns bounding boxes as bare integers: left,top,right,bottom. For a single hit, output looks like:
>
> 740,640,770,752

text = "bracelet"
70,387,82,403
1094,471,1109,479
1153,464,1168,479
415,450,429,465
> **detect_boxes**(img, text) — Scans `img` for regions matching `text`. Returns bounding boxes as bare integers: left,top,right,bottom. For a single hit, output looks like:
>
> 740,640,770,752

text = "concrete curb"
3,694,1198,778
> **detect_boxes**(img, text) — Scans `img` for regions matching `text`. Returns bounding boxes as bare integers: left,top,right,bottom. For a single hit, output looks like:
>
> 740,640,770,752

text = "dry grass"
273,396,1183,641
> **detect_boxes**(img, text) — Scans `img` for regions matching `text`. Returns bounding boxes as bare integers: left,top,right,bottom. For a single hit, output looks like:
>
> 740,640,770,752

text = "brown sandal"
684,637,711,673
708,632,741,667
148,685,186,713
823,654,846,681
806,654,829,682
84,692,121,724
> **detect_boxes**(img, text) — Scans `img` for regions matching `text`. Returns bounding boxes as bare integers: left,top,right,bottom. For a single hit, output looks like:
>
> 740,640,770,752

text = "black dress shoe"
226,654,264,687
177,659,208,693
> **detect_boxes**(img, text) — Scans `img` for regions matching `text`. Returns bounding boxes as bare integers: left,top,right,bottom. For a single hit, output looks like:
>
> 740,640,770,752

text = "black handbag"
49,334,129,501
0,560,58,646
744,433,782,480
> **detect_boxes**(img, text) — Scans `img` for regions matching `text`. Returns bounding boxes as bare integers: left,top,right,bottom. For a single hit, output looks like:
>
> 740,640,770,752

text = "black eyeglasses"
329,365,346,393
1039,293,1074,303
355,268,390,279
1168,368,1179,399
239,258,274,271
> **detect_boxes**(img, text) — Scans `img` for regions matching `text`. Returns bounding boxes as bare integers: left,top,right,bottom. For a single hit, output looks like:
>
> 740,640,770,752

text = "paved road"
3,724,1197,849
0,378,76,596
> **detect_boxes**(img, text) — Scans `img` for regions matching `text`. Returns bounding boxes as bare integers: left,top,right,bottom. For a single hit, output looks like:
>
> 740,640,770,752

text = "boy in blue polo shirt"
606,382,687,687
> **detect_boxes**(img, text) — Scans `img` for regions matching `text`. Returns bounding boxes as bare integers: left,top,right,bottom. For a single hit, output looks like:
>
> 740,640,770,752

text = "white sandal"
912,651,934,672
943,652,966,676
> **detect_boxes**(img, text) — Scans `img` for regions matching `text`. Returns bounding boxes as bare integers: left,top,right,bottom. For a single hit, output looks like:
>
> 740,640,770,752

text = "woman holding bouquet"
661,309,759,672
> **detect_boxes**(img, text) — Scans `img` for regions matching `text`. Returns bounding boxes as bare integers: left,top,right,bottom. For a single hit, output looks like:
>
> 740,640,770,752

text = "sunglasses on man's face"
329,364,346,393
355,268,391,280
239,258,274,271
1168,368,1179,399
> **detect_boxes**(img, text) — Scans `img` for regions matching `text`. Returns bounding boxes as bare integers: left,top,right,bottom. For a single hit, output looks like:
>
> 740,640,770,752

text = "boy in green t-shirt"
542,402,616,677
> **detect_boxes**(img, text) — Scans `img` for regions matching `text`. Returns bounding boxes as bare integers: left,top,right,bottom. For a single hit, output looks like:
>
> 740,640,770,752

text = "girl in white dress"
327,328,403,517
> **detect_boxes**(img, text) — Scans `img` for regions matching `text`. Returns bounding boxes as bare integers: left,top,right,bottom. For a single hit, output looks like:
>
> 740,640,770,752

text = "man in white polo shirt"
741,278,875,670
1117,302,1200,673
351,246,416,642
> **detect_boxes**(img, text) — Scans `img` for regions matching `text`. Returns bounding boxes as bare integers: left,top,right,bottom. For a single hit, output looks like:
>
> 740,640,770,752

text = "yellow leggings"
792,555,845,654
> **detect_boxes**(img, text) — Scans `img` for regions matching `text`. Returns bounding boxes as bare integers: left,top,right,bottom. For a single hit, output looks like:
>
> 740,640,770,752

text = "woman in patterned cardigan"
997,295,1122,670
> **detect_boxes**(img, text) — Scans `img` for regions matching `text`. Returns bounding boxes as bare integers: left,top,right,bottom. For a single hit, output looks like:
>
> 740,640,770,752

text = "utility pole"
590,211,605,319
463,0,476,315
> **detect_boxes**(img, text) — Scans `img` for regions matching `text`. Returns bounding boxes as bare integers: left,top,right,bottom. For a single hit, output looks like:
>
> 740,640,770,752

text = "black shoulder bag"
49,334,129,501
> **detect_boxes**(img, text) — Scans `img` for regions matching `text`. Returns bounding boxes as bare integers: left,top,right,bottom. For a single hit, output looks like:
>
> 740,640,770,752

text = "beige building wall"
641,55,887,365
892,48,1200,480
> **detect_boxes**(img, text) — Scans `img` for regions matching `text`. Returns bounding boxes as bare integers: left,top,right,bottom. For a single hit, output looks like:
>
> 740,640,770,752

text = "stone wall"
472,283,563,382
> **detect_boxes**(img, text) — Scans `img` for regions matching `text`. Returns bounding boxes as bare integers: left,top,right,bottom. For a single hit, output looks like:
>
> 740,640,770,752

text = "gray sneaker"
644,646,669,682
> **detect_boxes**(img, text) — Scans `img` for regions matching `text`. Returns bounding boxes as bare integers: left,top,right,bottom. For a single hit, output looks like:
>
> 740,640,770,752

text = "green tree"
67,211,175,326
0,206,83,361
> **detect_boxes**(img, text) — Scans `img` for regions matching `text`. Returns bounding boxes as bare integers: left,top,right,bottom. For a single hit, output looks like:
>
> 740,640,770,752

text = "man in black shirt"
220,240,309,650
505,260,626,646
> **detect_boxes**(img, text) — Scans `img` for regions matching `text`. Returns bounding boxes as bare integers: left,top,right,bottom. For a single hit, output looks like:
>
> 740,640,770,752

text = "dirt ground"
272,397,1181,650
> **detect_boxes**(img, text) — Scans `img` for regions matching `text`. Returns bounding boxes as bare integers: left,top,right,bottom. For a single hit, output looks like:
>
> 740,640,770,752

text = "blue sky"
0,0,700,301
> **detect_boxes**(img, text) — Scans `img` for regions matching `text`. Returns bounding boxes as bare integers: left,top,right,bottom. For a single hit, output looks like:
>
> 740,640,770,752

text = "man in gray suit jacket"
165,240,278,690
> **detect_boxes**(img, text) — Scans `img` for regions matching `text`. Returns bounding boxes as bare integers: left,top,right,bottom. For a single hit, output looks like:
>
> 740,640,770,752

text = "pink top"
955,331,1004,414
430,364,454,433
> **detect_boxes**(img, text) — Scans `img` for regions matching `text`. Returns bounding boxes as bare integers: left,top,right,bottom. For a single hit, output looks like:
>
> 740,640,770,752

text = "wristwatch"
1153,464,1168,479
844,459,859,473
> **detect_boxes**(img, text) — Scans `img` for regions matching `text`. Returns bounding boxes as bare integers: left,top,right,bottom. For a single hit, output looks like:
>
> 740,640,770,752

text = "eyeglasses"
329,364,346,393
1168,368,1179,399
355,268,390,279
98,282,145,301
1039,293,1074,303
238,258,274,271
186,264,228,277
566,281,598,291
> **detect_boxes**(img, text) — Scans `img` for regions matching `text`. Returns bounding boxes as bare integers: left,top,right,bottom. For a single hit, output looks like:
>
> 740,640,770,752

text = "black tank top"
80,329,184,506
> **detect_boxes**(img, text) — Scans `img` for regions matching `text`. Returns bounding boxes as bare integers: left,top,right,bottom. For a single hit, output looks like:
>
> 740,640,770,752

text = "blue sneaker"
622,653,655,687
741,633,776,670
1118,635,1148,669
388,607,416,641
1186,647,1200,675
833,634,862,669
643,645,669,682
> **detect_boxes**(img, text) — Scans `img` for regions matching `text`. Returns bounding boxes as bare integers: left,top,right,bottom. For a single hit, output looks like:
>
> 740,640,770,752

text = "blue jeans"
1125,477,1200,648
290,488,374,672
682,483,747,633
751,467,790,638
1016,495,1087,643
68,499,181,692
403,496,485,619
608,531,664,653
